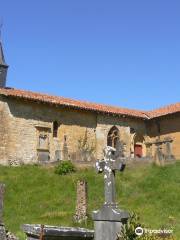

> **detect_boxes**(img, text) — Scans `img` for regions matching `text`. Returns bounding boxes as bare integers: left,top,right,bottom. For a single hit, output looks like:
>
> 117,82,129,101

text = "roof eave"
0,93,147,120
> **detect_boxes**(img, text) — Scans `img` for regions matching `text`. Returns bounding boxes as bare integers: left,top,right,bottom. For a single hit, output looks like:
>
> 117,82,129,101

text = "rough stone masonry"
74,180,88,222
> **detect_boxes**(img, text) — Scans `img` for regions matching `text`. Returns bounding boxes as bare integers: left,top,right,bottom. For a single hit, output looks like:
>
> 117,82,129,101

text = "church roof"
0,87,179,120
147,103,180,119
0,88,147,119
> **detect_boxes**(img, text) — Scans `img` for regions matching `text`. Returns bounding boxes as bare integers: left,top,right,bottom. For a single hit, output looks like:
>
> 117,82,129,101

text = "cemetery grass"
0,162,180,239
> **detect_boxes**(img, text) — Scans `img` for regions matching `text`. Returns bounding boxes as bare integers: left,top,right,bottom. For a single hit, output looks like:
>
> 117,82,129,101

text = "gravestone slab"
22,224,94,240
37,151,50,162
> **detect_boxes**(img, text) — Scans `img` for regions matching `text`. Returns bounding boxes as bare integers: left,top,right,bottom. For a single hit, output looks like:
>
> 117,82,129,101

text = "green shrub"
54,161,76,175
120,213,175,240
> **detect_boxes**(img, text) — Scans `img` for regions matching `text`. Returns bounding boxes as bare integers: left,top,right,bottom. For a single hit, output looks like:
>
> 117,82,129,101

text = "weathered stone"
37,151,50,162
54,150,61,161
74,180,88,222
94,146,127,205
0,90,180,166
155,144,165,166
0,97,97,165
92,146,129,240
22,224,94,240
0,225,6,240
6,231,19,240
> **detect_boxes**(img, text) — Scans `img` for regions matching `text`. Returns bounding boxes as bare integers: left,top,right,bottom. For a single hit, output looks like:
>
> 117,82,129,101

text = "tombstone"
164,137,174,161
155,143,165,166
0,183,6,240
22,224,94,240
37,151,50,162
39,133,48,149
37,132,50,162
74,180,88,222
54,150,61,162
92,146,129,240
62,136,69,160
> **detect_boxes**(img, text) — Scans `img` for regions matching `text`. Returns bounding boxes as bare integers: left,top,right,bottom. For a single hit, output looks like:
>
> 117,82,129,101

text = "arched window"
107,126,120,148
53,121,59,138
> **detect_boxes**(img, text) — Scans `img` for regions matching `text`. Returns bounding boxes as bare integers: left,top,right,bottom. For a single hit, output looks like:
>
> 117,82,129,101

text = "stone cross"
93,146,129,240
95,146,126,206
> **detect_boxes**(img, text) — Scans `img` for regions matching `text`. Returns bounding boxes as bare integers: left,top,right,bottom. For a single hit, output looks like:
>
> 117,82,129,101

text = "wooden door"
134,144,142,158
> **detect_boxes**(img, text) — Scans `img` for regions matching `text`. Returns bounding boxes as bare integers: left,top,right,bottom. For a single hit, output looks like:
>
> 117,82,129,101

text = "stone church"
0,41,179,165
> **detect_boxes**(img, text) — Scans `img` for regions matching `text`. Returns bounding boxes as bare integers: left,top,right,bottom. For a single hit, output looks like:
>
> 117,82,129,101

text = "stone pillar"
93,205,129,240
155,143,165,166
0,183,6,240
74,180,88,222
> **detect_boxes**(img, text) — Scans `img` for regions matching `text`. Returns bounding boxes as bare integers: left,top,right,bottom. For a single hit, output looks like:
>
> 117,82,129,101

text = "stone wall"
1,95,179,165
0,96,147,165
0,99,9,165
96,114,147,160
147,113,180,160
0,96,97,165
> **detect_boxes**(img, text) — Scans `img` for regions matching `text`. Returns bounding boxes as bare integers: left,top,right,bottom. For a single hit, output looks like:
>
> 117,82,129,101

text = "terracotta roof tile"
147,103,180,118
0,88,179,119
0,88,147,119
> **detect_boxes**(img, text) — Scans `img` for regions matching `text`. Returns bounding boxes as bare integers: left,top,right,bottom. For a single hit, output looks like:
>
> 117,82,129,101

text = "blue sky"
1,0,180,110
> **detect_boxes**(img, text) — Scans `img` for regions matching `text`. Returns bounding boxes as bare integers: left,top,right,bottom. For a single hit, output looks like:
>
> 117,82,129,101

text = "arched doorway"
134,134,146,158
107,126,120,148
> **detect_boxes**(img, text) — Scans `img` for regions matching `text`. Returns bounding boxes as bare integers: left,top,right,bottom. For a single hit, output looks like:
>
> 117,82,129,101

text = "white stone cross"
95,146,126,206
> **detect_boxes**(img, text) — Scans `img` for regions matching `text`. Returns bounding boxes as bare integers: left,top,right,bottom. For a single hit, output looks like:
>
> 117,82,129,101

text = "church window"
107,126,120,148
130,127,135,134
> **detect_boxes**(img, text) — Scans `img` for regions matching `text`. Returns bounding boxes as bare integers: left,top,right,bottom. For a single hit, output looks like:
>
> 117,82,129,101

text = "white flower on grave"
104,174,107,179
108,182,111,186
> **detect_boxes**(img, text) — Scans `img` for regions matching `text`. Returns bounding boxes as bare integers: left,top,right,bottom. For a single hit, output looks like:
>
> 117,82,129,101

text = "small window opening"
53,121,58,138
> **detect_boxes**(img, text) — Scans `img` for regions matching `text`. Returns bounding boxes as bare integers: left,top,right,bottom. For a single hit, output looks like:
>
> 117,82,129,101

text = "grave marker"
92,146,129,240
74,180,88,222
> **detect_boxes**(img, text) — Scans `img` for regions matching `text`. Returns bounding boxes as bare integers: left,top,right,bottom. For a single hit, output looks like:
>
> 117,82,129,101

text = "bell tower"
0,40,8,88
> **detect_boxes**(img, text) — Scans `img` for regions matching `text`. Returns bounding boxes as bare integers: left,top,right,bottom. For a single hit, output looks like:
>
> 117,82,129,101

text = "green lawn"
0,162,179,239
